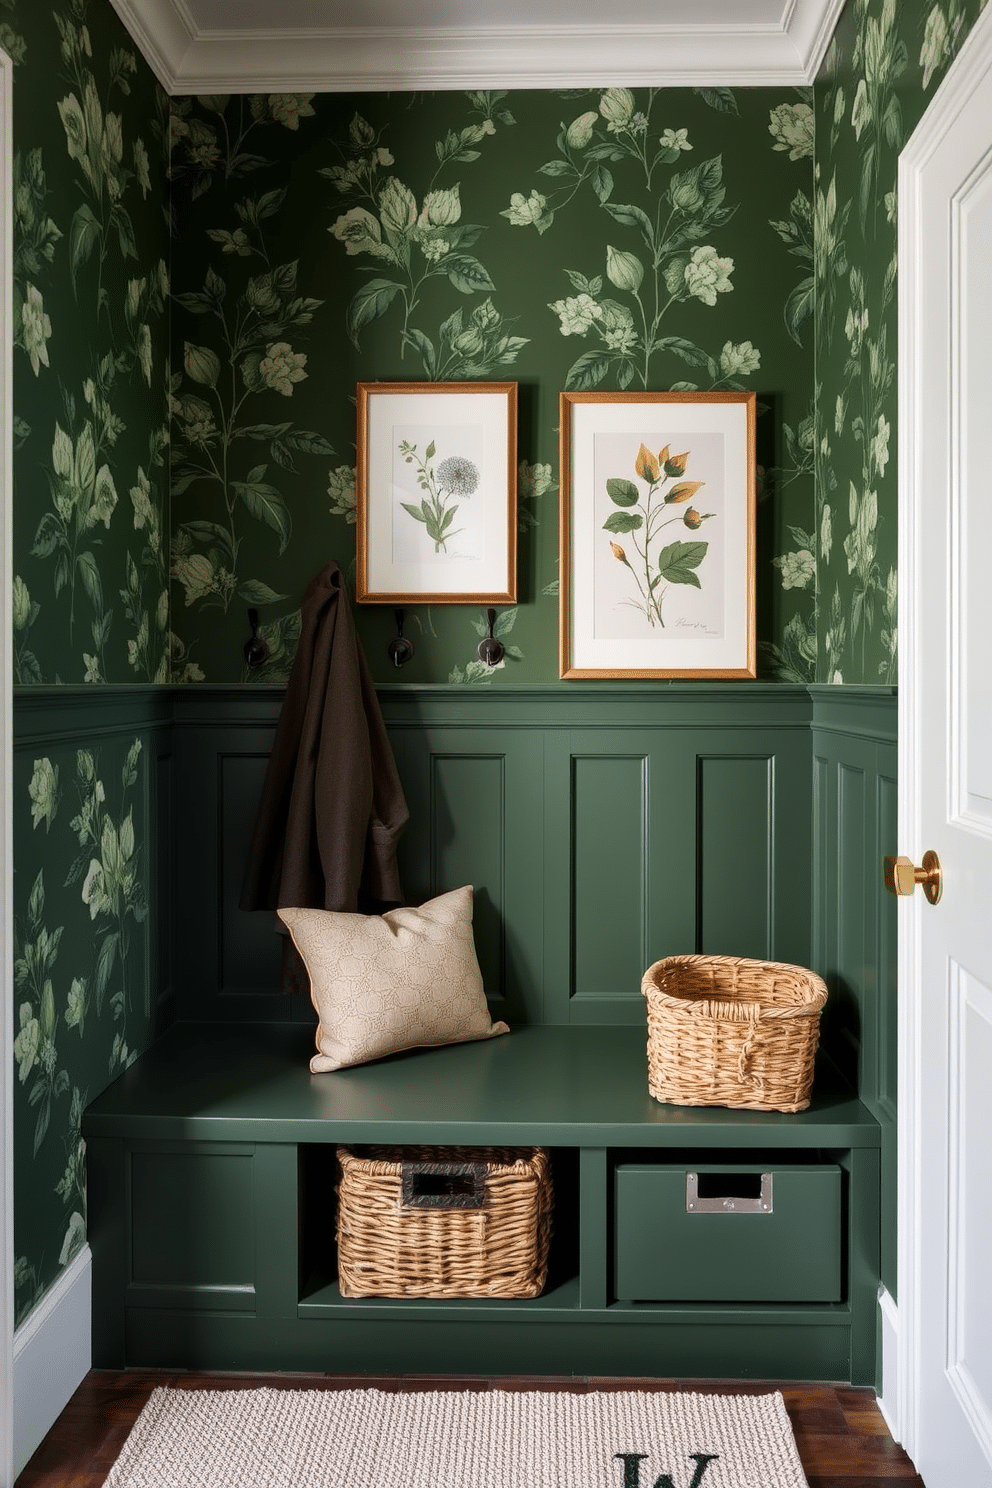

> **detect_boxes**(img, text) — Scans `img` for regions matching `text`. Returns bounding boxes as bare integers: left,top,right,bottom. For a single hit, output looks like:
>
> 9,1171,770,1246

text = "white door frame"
0,43,16,1488
895,2,992,1464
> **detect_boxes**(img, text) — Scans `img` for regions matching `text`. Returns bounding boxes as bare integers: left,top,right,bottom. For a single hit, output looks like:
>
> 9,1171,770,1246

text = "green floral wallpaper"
13,732,151,1326
5,0,165,1327
167,86,818,684
813,0,987,683
9,0,170,688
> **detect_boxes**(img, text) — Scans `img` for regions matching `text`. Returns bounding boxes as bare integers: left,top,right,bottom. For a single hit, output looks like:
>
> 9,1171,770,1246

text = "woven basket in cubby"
335,1144,553,1299
641,954,828,1113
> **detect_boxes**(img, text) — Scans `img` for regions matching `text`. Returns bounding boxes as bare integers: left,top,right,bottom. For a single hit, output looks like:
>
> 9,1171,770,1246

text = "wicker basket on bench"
335,1144,553,1299
641,954,828,1113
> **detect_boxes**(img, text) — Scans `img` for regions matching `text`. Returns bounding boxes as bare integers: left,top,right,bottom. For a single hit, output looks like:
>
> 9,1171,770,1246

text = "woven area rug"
104,1386,809,1488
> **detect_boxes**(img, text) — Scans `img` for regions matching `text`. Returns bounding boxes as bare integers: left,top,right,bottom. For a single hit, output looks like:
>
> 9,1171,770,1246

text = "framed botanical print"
559,389,756,678
356,381,517,604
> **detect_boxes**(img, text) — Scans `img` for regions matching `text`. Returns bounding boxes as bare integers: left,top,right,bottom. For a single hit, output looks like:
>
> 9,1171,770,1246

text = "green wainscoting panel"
810,686,897,1298
128,1143,255,1290
698,755,773,960
568,746,658,1021
398,726,547,1025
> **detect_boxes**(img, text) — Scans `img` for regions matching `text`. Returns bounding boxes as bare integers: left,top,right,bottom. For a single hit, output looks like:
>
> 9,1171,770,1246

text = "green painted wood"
253,1145,301,1322
120,1309,854,1381
87,1136,127,1368
128,1143,255,1287
698,756,773,959
395,728,547,1024
578,1148,608,1311
843,1146,882,1388
810,687,896,1306
171,685,817,1029
571,754,649,1007
82,1022,881,1150
614,1164,842,1303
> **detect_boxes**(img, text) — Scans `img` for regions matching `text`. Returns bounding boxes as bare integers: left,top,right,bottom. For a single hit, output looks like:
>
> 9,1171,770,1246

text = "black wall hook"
243,607,269,670
388,608,414,668
478,608,504,667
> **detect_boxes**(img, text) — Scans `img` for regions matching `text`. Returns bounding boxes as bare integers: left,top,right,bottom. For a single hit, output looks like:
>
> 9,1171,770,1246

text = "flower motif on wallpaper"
54,9,146,314
67,742,148,1028
768,102,815,160
327,465,357,524
773,547,816,590
849,0,907,226
167,92,317,200
539,151,753,391
13,863,70,1156
30,403,127,680
603,442,714,629
12,147,63,380
329,175,528,379
170,257,334,621
518,459,556,532
12,575,43,685
503,89,708,242
323,99,523,379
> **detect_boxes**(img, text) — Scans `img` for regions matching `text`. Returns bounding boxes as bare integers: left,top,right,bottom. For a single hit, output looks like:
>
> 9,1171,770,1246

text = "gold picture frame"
356,381,517,604
559,389,757,678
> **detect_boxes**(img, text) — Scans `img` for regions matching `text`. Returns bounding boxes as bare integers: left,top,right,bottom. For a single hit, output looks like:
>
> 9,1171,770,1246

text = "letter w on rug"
614,1451,719,1488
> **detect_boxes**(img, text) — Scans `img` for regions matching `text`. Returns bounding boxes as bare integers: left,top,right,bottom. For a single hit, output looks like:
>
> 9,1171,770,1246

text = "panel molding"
810,688,897,1299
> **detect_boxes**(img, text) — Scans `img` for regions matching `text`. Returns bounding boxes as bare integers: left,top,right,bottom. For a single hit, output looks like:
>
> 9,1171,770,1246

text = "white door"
898,9,992,1484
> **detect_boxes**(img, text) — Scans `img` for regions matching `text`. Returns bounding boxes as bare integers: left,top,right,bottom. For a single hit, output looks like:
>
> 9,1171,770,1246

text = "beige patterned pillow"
278,886,510,1073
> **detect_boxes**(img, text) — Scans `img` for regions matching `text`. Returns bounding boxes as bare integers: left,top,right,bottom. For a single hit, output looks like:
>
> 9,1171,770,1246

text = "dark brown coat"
240,562,409,989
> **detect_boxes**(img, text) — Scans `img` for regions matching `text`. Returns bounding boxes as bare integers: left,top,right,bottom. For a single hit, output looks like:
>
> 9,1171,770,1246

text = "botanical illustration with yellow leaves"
603,440,715,630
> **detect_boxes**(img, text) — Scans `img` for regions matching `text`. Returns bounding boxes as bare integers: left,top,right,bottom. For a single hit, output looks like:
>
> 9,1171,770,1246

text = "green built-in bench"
83,1020,882,1384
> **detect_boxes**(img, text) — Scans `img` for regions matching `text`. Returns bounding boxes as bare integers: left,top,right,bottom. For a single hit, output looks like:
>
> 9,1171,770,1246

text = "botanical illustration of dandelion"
398,438,480,553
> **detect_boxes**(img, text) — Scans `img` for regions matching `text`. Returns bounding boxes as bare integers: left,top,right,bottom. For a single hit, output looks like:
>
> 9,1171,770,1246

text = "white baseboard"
12,1245,91,1478
876,1285,902,1446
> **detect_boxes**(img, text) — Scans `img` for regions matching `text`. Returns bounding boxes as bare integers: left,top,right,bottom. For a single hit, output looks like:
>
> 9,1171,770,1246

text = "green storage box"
615,1162,842,1303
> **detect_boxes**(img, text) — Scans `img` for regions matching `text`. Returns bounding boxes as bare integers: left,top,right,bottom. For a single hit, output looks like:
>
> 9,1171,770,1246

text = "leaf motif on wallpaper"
504,89,702,238
168,94,316,203
432,96,511,181
12,148,62,378
170,260,328,613
769,191,814,346
849,0,907,230
13,862,71,1157
55,11,145,318
12,581,44,684
329,174,528,377
69,744,146,1024
538,149,756,391
31,402,120,678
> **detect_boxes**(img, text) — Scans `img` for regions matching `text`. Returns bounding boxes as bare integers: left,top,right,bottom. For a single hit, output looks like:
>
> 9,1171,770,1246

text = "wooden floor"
16,1371,924,1487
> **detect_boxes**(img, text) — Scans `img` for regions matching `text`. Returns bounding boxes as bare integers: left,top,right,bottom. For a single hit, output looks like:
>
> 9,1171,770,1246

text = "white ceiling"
106,0,844,94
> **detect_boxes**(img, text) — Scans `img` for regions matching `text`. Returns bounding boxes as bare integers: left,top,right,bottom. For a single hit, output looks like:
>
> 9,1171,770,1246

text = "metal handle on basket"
685,1172,773,1214
400,1159,488,1209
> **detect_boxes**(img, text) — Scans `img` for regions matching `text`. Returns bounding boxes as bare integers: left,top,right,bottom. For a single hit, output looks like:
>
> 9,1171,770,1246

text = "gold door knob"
883,850,942,905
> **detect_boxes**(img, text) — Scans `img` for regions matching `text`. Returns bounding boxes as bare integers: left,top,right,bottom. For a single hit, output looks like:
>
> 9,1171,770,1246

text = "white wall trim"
0,42,15,1488
876,1286,902,1445
897,0,992,1468
11,1246,92,1480
104,0,843,93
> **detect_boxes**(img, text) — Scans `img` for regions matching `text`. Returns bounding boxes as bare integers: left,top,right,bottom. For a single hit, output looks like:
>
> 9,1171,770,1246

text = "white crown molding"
105,0,845,95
